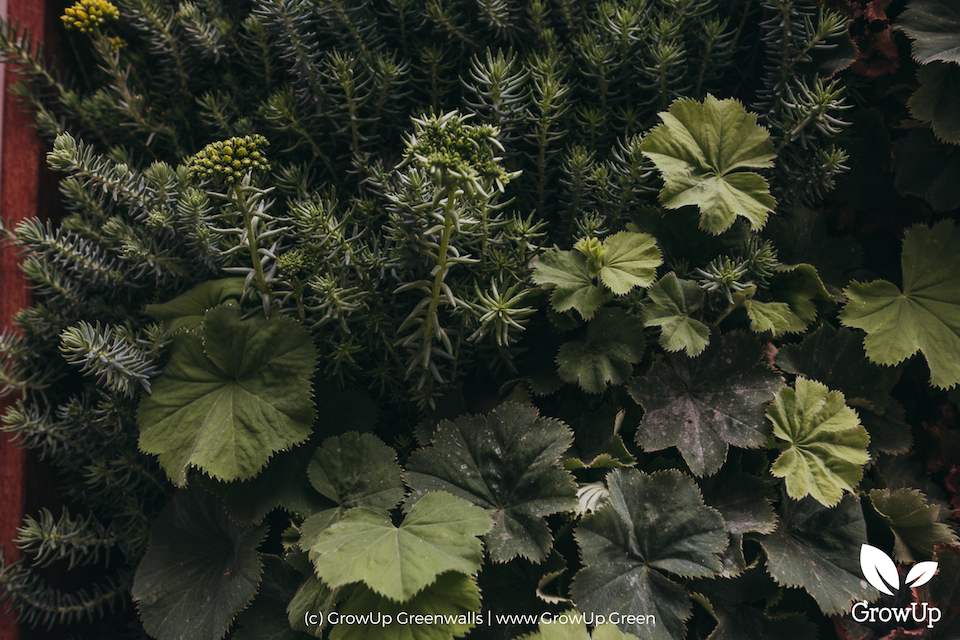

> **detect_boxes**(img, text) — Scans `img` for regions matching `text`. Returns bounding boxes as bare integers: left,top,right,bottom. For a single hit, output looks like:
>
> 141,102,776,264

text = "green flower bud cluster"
404,111,516,198
61,0,119,33
575,236,606,274
277,245,324,277
188,135,270,185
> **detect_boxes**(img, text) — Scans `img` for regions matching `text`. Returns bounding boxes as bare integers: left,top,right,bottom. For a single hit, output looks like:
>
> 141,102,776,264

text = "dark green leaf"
893,129,960,211
406,403,577,562
146,278,245,333
899,0,960,65
870,488,959,562
214,444,327,526
308,432,404,515
571,469,728,640
132,486,267,640
910,62,960,144
138,304,317,485
234,556,311,640
764,205,864,297
628,333,783,477
776,326,899,414
287,573,339,637
557,309,645,394
699,469,776,578
693,568,817,640
563,406,636,471
700,471,776,537
759,494,877,614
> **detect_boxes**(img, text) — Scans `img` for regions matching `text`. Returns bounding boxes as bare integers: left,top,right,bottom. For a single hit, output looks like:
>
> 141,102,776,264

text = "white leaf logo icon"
861,544,900,596
905,561,939,589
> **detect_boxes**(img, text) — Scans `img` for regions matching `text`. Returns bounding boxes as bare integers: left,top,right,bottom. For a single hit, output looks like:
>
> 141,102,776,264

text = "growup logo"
852,544,942,628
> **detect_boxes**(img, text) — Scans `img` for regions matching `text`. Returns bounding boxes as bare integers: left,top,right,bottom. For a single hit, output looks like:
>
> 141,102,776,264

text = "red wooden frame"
1,1,53,638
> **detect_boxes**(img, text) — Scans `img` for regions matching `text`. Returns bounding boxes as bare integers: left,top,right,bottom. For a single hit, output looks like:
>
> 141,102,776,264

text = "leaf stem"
421,190,458,364
230,184,271,315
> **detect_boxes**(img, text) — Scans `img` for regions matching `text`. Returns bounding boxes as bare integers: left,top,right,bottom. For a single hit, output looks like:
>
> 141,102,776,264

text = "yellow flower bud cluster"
188,135,271,185
61,0,119,33
108,37,127,53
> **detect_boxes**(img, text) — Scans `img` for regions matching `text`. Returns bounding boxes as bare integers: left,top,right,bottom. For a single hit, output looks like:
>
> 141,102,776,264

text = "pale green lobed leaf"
642,95,777,235
597,231,662,295
767,378,870,507
643,273,710,357
310,492,492,602
840,220,960,389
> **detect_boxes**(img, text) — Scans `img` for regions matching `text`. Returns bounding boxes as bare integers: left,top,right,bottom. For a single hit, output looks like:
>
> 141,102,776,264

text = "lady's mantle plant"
0,1,958,640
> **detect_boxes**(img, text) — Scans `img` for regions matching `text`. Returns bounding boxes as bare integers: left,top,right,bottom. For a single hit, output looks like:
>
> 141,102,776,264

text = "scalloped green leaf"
287,572,339,637
766,264,831,328
310,492,492,602
532,233,661,319
571,469,727,640
870,488,959,562
742,299,805,336
642,274,710,357
700,470,776,537
899,0,960,65
699,469,777,578
331,572,481,640
893,128,960,211
132,486,267,640
564,406,636,471
692,567,818,640
840,220,960,389
767,377,870,507
910,62,960,144
641,95,776,235
406,403,577,563
628,333,784,477
759,494,877,614
138,304,318,486
233,556,310,640
212,444,327,526
597,232,662,295
308,432,404,515
532,250,609,320
557,309,645,394
146,278,245,333
776,325,910,455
